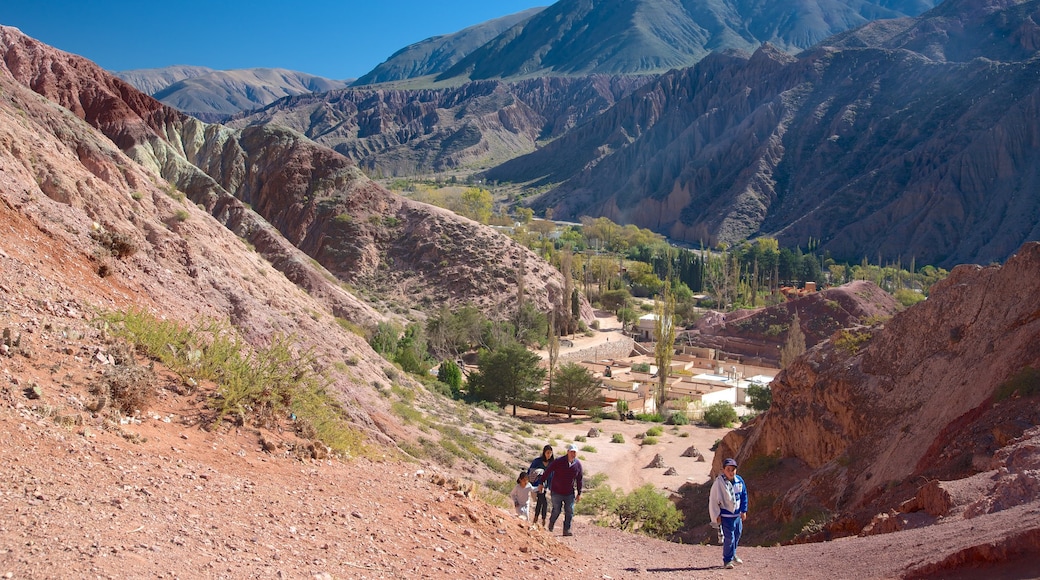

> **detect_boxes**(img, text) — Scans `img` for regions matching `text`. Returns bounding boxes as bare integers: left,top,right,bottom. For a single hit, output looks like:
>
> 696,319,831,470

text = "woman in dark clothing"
528,444,554,527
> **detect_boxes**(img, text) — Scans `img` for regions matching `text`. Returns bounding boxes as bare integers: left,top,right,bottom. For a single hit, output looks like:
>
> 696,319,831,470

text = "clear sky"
0,0,550,80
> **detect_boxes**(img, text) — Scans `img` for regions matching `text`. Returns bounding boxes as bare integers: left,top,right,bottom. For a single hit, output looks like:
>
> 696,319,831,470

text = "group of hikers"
511,443,583,536
509,441,748,569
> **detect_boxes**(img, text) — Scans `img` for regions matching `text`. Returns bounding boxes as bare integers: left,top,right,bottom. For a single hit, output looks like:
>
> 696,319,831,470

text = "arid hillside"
0,25,585,326
695,242,1040,575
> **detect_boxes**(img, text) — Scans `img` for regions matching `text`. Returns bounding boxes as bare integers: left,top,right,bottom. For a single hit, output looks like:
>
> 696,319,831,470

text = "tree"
600,289,631,313
370,321,400,358
468,343,546,416
437,359,463,398
545,310,560,416
395,322,431,375
455,187,492,223
780,312,806,368
617,307,638,333
550,362,602,418
653,287,676,412
747,382,772,412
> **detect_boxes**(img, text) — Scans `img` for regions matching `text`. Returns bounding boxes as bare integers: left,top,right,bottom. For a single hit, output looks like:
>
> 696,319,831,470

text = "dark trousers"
533,491,548,521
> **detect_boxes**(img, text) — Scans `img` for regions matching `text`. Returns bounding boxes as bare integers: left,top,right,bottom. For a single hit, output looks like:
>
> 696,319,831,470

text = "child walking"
510,471,536,520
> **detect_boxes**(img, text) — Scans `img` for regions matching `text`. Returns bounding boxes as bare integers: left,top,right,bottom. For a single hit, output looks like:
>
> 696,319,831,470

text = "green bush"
574,435,587,442
578,484,683,538
642,436,658,445
581,445,597,453
666,411,689,425
703,402,738,428
611,433,625,444
645,426,663,437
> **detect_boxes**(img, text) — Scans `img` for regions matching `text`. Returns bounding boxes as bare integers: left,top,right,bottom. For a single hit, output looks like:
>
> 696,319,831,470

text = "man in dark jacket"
540,443,583,536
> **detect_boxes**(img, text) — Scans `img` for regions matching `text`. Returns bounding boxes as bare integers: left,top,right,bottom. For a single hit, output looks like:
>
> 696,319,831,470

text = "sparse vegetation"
835,328,871,355
611,433,625,443
994,366,1040,401
98,310,366,457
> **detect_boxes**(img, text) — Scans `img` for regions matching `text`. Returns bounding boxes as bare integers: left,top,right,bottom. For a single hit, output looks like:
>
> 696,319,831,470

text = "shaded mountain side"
353,7,545,86
699,242,1040,546
0,25,588,325
683,280,899,366
229,75,650,177
436,0,938,82
506,0,1040,267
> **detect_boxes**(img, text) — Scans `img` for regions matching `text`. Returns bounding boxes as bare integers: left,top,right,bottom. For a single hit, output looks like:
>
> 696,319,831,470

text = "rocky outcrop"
506,0,1040,267
709,242,1040,541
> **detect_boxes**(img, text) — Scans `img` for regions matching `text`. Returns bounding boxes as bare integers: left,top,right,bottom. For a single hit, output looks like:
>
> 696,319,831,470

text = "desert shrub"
574,435,587,442
995,366,1040,401
632,363,651,373
703,402,738,428
91,344,155,414
581,445,597,453
835,329,871,355
893,288,926,308
666,411,689,425
634,412,663,422
641,436,658,445
91,229,138,259
611,433,625,444
100,310,365,456
578,484,683,538
645,426,663,437
172,209,190,222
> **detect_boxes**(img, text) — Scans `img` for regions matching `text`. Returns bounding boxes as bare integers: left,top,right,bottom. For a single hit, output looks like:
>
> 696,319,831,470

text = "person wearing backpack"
709,457,748,569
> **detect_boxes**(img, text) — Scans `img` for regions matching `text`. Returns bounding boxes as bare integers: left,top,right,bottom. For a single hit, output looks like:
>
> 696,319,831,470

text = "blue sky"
0,1,549,80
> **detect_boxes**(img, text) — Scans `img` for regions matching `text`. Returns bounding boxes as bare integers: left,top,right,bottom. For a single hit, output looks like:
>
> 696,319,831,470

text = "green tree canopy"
468,343,546,416
550,362,602,418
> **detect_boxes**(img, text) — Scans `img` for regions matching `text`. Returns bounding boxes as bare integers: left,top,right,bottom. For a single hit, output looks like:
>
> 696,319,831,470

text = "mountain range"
115,66,350,121
217,0,1040,267
495,0,1040,266
432,0,939,81
2,5,1040,576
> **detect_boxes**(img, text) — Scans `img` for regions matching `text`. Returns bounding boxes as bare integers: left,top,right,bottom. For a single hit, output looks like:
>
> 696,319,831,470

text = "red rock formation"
709,242,1040,542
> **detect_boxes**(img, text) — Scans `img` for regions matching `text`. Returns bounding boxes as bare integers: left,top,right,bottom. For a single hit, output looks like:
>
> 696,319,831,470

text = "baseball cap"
567,444,579,453
723,458,738,467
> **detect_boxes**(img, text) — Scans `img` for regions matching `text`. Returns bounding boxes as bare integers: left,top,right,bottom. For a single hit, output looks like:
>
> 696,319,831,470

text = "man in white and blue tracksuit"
708,457,748,569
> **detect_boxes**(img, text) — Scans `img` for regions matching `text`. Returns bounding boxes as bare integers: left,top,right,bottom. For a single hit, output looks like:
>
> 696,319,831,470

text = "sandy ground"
518,411,730,495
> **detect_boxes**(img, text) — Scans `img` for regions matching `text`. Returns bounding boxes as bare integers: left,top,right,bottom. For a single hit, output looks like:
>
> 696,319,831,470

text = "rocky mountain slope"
496,0,1040,267
352,7,545,86
116,66,350,121
700,242,1040,571
434,0,939,81
229,75,650,177
0,25,582,324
